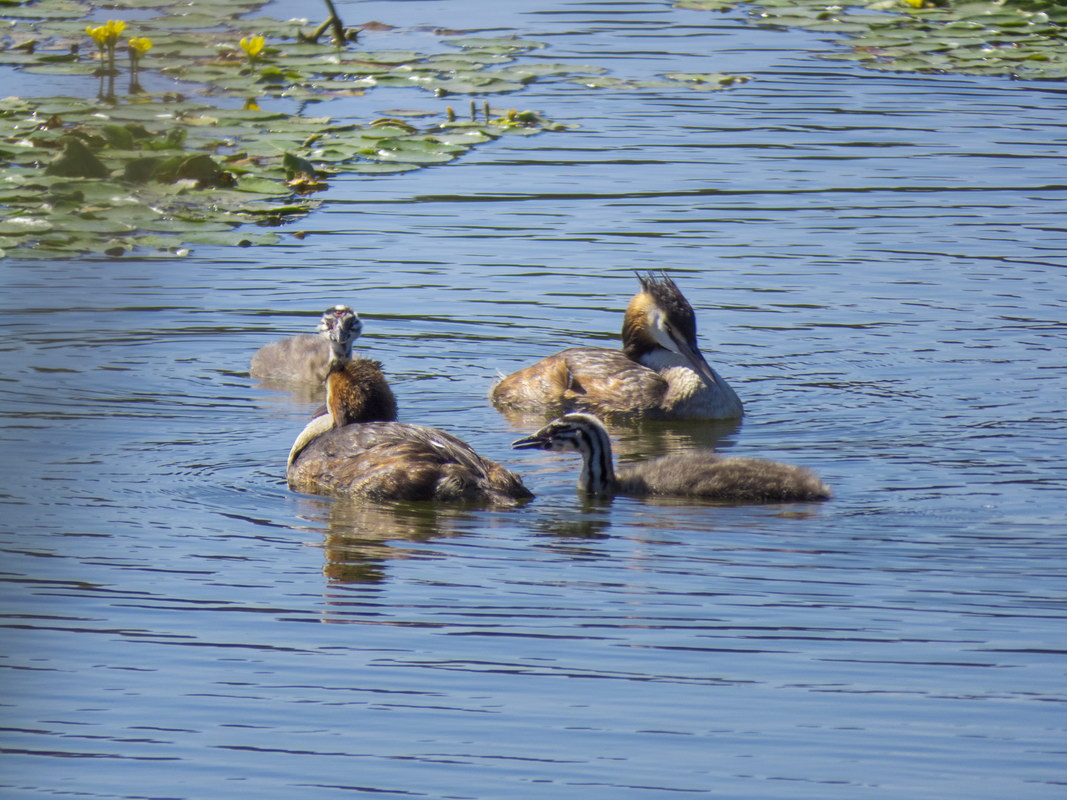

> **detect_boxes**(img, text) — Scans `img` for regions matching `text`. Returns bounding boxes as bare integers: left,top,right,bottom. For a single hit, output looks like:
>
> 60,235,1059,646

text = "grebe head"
511,413,609,454
317,305,362,361
512,413,616,494
624,273,720,386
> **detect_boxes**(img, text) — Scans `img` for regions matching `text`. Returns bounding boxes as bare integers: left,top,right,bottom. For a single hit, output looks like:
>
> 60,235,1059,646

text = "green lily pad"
181,230,281,246
347,162,421,174
0,0,580,258
44,138,111,178
677,0,1067,79
368,147,457,164
21,61,97,76
231,176,292,194
2,1,91,18
149,13,222,29
446,37,547,54
430,130,494,145
662,72,752,88
0,218,55,235
140,218,237,233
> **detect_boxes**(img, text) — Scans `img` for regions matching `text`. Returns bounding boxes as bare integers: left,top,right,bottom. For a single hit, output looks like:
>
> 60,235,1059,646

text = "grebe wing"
491,349,576,411
491,347,666,415
287,422,530,504
557,348,668,416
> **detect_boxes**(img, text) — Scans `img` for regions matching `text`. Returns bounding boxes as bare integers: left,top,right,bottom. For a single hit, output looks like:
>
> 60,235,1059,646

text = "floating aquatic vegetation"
0,2,584,257
567,71,752,91
0,6,598,103
676,0,1067,79
0,0,753,258
0,92,563,258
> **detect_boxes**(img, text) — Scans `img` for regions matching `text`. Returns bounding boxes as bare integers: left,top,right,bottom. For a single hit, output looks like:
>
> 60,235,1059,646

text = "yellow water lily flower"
86,20,127,48
105,20,127,43
86,24,110,48
239,34,266,59
903,0,924,7
128,37,153,56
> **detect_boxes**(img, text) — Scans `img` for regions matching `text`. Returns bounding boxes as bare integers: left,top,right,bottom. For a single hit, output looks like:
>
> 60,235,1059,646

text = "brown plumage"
325,355,397,425
286,307,530,507
267,305,397,425
491,274,743,421
289,422,532,506
512,414,831,504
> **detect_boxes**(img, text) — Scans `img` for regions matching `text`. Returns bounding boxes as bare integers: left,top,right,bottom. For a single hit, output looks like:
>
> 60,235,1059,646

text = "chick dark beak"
512,433,549,450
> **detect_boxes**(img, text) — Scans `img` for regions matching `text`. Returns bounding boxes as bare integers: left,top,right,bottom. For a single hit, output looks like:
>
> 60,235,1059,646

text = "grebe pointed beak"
512,432,550,450
672,336,721,388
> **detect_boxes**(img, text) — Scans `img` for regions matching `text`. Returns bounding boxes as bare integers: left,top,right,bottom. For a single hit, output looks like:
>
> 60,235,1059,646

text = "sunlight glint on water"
0,1,1065,798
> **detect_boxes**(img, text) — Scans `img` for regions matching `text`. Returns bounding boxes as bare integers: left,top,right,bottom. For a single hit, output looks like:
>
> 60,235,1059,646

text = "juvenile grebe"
250,333,328,383
251,304,384,385
287,309,531,507
491,274,743,420
318,305,397,424
512,414,830,503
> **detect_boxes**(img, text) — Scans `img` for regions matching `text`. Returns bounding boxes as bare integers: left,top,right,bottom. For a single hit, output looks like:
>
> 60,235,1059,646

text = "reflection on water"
252,375,326,404
2,1,1066,798
295,495,472,583
499,406,744,452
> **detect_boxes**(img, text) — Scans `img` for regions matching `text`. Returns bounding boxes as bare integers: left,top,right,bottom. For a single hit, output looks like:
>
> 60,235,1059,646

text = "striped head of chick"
317,305,363,360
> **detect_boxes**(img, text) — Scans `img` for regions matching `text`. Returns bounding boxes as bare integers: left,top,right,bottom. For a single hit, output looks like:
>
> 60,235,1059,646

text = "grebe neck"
574,421,617,495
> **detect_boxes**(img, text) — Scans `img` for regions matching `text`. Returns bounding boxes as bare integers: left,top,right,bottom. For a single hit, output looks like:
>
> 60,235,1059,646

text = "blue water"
1,0,1065,798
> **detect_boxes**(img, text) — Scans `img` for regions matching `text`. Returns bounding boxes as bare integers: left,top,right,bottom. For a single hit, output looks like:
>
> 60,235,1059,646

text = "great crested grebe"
512,414,830,503
490,274,743,421
287,309,531,507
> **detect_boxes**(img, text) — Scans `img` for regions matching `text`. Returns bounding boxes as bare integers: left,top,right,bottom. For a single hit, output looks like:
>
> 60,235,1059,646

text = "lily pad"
347,162,421,174
445,37,548,54
662,72,752,88
677,0,1067,79
2,1,92,18
0,0,584,257
0,218,55,235
44,137,111,178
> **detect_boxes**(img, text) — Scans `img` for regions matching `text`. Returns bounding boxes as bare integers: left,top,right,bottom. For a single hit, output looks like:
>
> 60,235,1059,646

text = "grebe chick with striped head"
512,414,830,503
251,304,387,386
286,311,531,507
491,274,743,421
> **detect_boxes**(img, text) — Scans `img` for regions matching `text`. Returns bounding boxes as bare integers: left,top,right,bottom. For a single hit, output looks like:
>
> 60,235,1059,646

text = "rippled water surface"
2,1,1066,797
